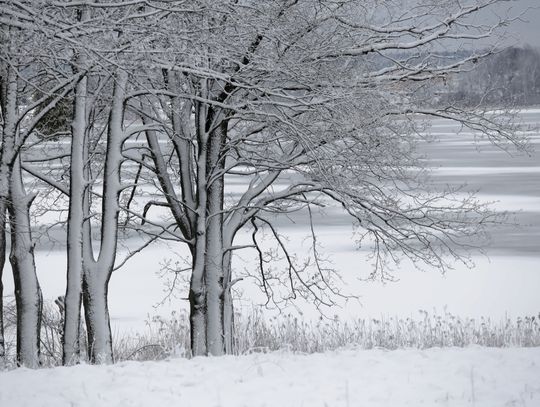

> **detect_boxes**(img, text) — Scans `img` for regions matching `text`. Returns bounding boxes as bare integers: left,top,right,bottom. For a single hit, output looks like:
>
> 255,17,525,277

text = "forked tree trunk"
80,70,126,364
82,269,113,364
8,159,43,368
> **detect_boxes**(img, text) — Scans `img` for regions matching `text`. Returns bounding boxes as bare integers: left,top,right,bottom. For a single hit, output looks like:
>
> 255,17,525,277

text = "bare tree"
0,2,173,364
0,21,83,365
129,0,523,356
0,1,178,365
62,4,183,365
1,0,525,364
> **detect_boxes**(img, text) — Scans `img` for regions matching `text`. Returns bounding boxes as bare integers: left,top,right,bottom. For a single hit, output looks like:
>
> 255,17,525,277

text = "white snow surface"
1,347,539,407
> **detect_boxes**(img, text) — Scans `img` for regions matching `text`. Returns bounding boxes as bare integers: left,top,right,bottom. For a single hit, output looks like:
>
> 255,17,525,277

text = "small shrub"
2,298,63,368
114,312,191,362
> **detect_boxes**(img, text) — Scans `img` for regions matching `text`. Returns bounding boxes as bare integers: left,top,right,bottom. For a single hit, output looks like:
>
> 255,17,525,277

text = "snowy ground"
1,347,540,407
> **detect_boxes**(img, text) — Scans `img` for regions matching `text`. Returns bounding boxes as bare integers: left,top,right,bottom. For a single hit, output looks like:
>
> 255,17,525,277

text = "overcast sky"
501,0,540,47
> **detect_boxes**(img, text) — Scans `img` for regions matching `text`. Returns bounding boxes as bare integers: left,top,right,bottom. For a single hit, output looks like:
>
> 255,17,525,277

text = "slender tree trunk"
0,61,8,362
168,72,195,225
204,175,225,356
62,6,90,365
190,138,207,355
189,99,211,356
0,61,18,365
0,79,6,365
204,203,225,356
82,268,112,364
190,238,207,356
8,159,42,368
222,251,234,354
63,74,87,365
0,199,6,363
204,123,227,356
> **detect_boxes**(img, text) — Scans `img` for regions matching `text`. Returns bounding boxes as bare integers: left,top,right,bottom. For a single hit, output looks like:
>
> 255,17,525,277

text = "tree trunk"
8,159,42,368
204,122,227,356
204,204,225,356
222,251,234,354
0,199,6,363
0,166,7,366
190,238,207,356
62,6,90,365
63,74,87,365
82,270,113,364
189,101,209,356
79,70,126,364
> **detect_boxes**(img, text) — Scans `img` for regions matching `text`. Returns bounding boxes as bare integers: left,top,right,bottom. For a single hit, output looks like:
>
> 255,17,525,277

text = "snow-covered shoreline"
1,347,539,407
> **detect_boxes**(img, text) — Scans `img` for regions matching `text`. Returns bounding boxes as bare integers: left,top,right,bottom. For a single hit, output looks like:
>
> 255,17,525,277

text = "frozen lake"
3,110,540,332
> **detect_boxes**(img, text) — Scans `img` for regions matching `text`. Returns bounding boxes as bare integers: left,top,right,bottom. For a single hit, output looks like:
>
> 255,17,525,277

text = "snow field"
1,347,539,407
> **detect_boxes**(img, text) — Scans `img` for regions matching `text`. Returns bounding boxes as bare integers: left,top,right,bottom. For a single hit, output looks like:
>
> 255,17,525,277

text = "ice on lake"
2,110,540,332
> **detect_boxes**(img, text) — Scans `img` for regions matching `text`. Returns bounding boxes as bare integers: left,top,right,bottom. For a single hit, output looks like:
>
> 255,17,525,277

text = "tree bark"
190,238,207,356
190,108,208,356
0,76,6,365
222,251,234,354
62,5,90,365
0,199,7,363
8,159,42,368
189,185,207,358
63,73,87,365
204,188,225,356
82,269,113,364
204,122,227,356
80,70,126,364
1,63,42,367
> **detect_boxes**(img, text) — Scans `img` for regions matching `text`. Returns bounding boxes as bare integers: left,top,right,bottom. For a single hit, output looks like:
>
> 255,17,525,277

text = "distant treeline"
446,46,540,106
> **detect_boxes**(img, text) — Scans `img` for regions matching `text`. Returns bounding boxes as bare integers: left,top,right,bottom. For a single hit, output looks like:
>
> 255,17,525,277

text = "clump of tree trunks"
0,0,525,367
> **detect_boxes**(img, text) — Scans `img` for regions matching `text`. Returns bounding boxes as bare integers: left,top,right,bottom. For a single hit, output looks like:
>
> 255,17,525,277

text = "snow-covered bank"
1,347,539,407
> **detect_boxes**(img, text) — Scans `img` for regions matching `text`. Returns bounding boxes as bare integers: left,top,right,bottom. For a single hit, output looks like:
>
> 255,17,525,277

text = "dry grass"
235,309,540,354
113,312,191,362
117,308,540,361
1,300,539,368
